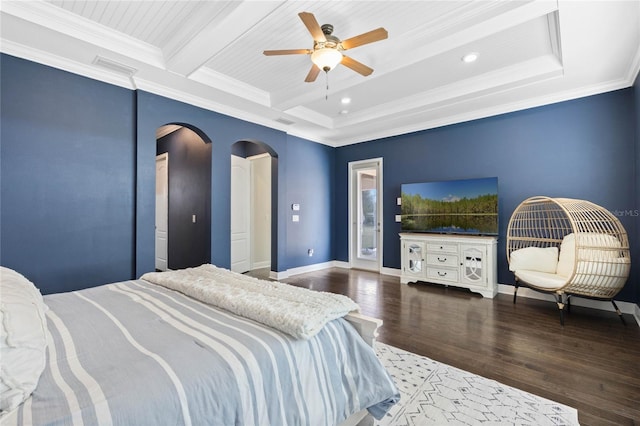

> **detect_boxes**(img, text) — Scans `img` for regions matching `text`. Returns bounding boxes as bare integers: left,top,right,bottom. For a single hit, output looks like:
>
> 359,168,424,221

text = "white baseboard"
271,261,340,280
280,264,640,326
380,267,401,277
251,260,270,270
333,261,351,269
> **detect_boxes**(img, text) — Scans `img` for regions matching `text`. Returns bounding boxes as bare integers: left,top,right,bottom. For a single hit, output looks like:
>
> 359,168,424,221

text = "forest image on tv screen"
401,177,498,235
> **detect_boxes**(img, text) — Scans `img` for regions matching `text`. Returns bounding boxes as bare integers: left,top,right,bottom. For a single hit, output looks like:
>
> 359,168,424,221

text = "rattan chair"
506,196,631,325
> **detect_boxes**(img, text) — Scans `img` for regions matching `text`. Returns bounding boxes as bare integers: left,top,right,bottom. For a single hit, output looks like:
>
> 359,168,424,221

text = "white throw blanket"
141,264,359,339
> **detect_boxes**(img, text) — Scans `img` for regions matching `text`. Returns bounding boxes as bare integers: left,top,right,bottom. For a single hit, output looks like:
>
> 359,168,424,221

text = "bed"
0,264,399,426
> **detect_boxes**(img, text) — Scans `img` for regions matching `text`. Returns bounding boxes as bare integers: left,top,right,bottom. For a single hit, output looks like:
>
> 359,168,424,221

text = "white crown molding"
283,106,335,130
1,0,164,68
625,43,640,85
336,56,564,130
3,36,634,149
133,77,290,134
0,39,136,90
189,67,270,106
328,76,634,147
3,7,637,150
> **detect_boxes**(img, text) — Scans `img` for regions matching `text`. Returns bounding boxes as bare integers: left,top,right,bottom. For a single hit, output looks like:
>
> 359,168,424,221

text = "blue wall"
1,53,638,304
0,54,335,293
134,90,292,276
334,89,638,303
0,54,136,294
285,136,335,267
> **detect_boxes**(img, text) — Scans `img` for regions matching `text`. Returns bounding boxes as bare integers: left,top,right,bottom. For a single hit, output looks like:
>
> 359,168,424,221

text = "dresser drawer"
426,243,458,253
426,253,459,267
426,267,458,283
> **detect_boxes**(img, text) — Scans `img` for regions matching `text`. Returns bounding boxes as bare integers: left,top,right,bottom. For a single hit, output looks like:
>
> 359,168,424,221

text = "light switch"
397,197,402,206
192,214,196,223
395,215,402,222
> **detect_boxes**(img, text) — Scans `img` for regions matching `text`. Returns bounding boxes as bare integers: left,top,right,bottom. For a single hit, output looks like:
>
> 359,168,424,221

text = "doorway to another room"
230,141,275,274
155,124,212,271
349,158,383,272
155,152,169,271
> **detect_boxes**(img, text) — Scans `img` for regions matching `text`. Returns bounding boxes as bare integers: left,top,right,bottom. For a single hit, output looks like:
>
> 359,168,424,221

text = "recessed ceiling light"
462,52,479,63
339,110,349,115
341,97,351,105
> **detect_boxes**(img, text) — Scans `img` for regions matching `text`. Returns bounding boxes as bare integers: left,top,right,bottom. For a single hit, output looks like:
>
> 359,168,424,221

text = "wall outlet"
308,249,314,257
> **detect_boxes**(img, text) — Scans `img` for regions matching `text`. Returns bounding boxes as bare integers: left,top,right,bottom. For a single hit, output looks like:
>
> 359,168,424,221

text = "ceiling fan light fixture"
311,48,343,72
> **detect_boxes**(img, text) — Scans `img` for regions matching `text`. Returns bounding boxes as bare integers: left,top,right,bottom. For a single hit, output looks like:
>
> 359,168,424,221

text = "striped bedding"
2,279,399,426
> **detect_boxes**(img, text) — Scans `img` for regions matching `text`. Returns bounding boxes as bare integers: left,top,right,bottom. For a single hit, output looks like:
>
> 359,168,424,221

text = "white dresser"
399,233,498,298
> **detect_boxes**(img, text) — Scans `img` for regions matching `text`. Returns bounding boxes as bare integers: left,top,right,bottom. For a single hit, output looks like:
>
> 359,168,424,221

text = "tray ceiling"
1,1,639,146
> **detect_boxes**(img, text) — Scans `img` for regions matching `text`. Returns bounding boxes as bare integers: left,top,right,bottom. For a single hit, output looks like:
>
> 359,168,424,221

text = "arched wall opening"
230,140,278,274
156,123,212,270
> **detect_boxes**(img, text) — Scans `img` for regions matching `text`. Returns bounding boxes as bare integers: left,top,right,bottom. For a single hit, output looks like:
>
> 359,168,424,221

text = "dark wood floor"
254,267,640,425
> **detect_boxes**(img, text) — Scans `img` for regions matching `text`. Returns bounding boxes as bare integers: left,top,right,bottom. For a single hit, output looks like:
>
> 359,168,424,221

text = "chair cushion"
509,246,558,273
514,269,568,290
556,233,576,277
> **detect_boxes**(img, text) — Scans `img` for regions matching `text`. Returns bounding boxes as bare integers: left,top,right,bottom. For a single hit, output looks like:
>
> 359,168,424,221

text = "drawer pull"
437,271,447,277
437,257,447,262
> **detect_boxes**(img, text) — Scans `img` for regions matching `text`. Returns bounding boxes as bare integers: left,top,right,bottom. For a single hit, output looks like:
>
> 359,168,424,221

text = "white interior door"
349,158,383,271
231,155,251,273
155,153,168,271
250,154,271,269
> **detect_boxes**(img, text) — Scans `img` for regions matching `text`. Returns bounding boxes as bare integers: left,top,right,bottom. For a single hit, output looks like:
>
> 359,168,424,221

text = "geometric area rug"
375,343,580,426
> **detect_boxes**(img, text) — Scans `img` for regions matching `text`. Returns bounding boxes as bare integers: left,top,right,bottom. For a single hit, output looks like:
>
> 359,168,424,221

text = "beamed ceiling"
1,1,639,146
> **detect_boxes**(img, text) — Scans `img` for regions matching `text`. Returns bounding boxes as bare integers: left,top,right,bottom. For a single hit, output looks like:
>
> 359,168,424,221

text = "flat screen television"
401,177,498,235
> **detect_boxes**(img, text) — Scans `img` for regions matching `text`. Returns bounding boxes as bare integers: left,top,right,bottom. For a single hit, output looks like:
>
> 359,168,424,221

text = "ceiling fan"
263,12,388,83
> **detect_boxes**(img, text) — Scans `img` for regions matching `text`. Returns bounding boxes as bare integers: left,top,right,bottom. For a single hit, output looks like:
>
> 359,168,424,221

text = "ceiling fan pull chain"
325,71,329,101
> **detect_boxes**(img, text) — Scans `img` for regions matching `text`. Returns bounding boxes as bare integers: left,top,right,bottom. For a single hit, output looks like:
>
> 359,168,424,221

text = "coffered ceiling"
1,1,639,146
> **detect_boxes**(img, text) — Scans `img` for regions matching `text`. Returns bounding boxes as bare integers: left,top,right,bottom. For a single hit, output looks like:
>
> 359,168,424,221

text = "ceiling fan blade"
299,12,326,42
341,55,374,76
304,64,321,82
263,49,311,56
341,27,388,50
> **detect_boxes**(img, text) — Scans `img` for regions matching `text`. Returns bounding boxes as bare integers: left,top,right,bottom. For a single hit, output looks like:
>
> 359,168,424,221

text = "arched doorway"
156,123,212,270
230,140,277,274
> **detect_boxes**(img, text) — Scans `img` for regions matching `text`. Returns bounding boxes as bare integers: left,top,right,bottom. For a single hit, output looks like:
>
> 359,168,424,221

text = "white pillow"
576,233,622,260
556,233,576,277
509,246,559,273
0,267,48,413
557,233,623,278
